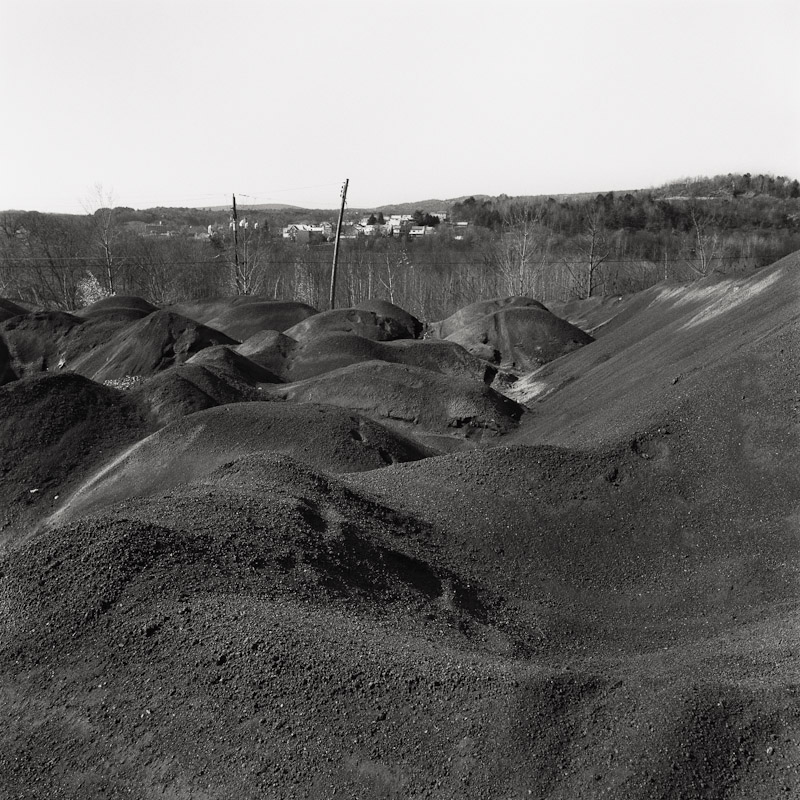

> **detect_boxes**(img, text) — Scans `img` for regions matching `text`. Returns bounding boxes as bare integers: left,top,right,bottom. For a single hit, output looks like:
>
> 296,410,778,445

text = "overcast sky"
1,0,798,213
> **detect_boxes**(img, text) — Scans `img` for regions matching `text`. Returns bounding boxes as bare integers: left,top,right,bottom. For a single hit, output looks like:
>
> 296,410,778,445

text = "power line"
0,255,752,267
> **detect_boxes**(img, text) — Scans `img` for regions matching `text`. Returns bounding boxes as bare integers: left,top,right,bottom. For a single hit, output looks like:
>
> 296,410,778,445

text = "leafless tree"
83,185,121,294
495,205,549,297
686,204,719,276
564,204,610,298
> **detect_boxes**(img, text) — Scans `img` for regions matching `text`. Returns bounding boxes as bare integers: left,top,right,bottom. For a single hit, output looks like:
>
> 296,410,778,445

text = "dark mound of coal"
70,310,238,383
235,329,298,375
354,298,423,339
185,345,282,384
284,307,414,343
430,295,549,339
205,299,318,340
275,332,496,384
0,334,16,385
168,296,317,338
4,261,800,800
269,361,524,438
75,295,159,321
0,372,149,545
127,346,281,427
444,305,594,372
381,338,496,383
128,364,262,427
49,404,433,525
0,310,82,376
0,297,28,323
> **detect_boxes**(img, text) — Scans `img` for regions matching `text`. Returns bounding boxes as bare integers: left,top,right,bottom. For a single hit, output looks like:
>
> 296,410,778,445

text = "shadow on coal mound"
126,345,283,427
47,401,436,527
168,296,317,340
268,361,524,443
440,304,594,372
241,331,497,384
70,310,239,383
0,297,29,323
284,307,417,343
5,453,503,653
0,372,150,546
0,333,16,385
1,310,83,376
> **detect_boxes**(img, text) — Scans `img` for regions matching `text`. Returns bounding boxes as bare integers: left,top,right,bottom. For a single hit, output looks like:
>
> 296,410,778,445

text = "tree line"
1,173,798,322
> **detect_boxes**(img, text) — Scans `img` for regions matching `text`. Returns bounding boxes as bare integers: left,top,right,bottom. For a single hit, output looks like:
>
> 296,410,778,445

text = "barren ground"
1,259,799,799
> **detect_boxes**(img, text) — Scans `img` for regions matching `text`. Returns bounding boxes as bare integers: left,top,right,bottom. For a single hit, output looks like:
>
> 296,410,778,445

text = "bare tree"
231,218,272,295
564,204,610,298
0,212,88,309
686,204,719,276
83,185,121,294
495,205,549,296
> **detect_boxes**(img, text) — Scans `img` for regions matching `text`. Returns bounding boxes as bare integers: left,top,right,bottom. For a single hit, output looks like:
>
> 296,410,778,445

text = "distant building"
144,222,174,237
385,215,413,237
354,223,381,237
283,222,334,242
282,223,313,241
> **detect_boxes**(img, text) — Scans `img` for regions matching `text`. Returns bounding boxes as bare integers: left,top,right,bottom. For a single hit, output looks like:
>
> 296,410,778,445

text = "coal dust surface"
1,258,799,799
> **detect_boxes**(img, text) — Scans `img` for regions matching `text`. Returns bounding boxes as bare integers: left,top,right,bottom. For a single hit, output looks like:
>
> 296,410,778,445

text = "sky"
1,0,798,213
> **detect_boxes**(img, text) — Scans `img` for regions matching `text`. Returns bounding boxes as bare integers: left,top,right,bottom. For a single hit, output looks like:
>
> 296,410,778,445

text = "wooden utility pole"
329,178,349,309
231,194,240,291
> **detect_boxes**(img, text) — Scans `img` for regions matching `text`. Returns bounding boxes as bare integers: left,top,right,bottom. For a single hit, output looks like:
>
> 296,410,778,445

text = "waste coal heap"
1,252,799,799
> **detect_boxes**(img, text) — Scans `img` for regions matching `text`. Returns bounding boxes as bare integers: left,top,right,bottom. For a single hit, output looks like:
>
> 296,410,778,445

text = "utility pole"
231,194,240,292
329,178,349,310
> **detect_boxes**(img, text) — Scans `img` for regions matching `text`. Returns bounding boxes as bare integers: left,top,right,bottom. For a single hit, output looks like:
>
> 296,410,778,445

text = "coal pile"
284,307,418,343
430,296,594,372
70,310,238,383
2,264,800,799
267,360,525,442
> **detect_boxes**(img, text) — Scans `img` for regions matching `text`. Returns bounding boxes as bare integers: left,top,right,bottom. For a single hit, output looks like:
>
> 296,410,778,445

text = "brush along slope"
237,331,495,384
267,360,524,439
47,401,433,527
168,296,317,340
69,310,238,383
0,372,150,548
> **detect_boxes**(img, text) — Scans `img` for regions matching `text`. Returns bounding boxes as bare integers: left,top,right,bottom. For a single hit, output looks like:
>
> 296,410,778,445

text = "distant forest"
1,173,798,321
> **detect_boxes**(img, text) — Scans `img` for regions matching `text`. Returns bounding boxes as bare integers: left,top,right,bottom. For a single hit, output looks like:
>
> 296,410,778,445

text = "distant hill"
373,199,451,214
199,203,303,212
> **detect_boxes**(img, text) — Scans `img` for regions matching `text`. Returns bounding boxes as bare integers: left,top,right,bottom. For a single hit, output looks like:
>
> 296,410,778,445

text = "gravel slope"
1,262,799,799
